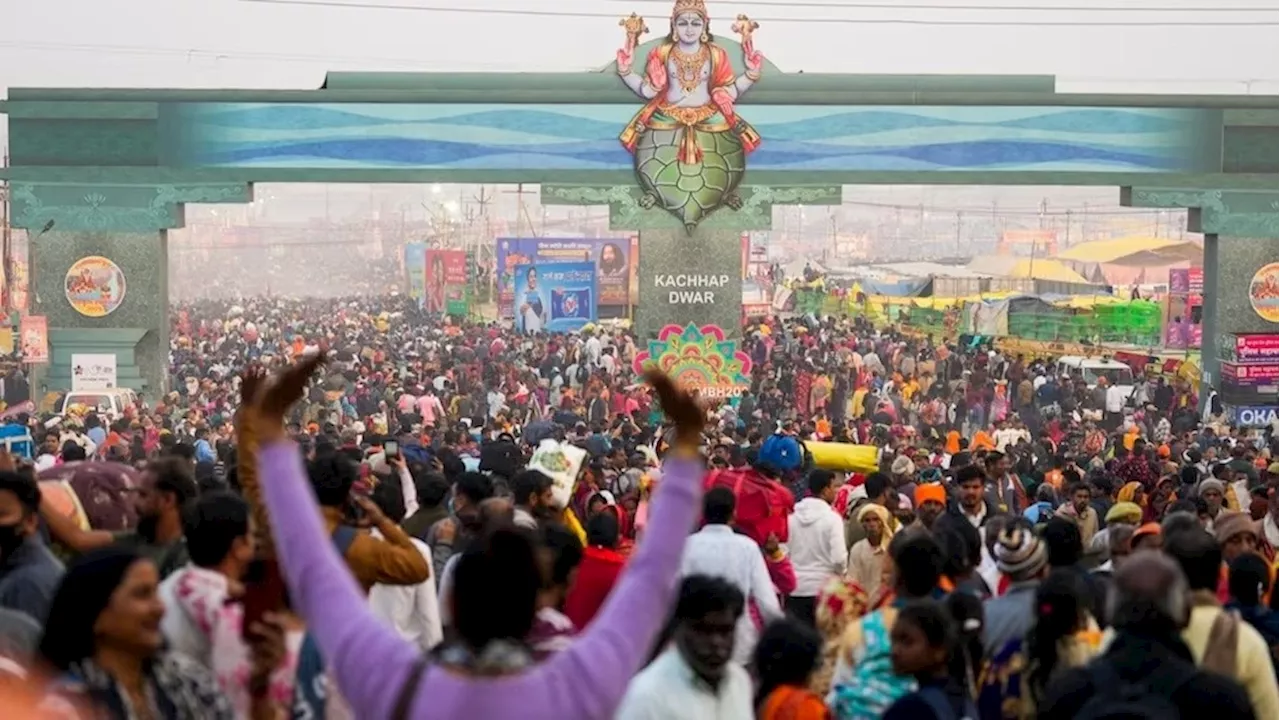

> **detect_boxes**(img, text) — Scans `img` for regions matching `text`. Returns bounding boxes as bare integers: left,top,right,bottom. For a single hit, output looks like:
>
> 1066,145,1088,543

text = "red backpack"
703,467,795,545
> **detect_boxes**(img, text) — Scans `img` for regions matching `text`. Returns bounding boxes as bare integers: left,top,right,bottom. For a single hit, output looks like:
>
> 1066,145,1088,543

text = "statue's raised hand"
645,52,667,90
616,46,633,76
743,44,764,74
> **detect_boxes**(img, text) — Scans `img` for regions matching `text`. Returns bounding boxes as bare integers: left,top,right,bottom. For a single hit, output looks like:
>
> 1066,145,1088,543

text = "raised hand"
239,365,265,414
644,369,703,449
744,45,764,74
645,52,667,90
245,351,327,441
616,46,634,76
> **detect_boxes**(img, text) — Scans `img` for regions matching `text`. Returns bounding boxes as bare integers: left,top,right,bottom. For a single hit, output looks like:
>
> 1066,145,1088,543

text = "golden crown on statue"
670,0,709,19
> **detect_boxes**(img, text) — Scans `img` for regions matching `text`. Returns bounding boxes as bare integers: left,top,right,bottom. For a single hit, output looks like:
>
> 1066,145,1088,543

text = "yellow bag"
806,441,880,474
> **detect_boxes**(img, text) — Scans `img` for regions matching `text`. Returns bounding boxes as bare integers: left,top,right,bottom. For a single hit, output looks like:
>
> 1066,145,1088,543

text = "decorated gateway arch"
0,0,1276,395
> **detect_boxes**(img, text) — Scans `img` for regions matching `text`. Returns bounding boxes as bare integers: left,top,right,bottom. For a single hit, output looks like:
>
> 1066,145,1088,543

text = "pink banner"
1221,361,1280,389
1219,333,1280,364
19,316,48,364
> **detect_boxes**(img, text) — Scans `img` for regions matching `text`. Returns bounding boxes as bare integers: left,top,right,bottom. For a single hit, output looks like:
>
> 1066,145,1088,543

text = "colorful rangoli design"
633,323,752,397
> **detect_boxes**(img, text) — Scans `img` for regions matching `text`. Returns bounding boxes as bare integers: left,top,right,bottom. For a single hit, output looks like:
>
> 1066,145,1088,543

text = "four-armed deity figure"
616,0,765,230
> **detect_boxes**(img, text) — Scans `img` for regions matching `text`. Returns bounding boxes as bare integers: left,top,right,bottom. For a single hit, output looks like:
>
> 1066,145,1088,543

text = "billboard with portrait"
497,238,631,316
424,249,469,316
512,262,596,335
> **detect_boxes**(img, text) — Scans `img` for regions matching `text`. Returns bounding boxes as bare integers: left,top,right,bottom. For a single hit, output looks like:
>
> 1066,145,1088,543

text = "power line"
4,40,1270,90
238,0,1279,26
598,0,1276,12
0,40,557,71
841,199,1184,216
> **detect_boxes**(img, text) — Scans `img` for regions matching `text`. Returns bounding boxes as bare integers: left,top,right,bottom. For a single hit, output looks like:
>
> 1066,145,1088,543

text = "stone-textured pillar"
634,227,744,341
1200,234,1220,401
30,231,169,397
1201,233,1279,401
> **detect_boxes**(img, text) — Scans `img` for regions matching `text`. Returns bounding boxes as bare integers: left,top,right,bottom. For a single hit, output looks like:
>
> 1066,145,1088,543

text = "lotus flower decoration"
633,323,752,396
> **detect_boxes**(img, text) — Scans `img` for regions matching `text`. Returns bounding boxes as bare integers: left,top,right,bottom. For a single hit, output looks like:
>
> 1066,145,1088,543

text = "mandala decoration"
633,323,752,398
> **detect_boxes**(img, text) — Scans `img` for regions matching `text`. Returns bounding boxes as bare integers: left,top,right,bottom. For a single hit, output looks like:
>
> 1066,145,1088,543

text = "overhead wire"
0,40,556,71
597,0,1277,11
840,199,1183,216
237,0,1279,26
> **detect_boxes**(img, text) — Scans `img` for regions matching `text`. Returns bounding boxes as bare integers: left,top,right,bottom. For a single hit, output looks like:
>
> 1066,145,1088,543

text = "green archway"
1,36,1275,399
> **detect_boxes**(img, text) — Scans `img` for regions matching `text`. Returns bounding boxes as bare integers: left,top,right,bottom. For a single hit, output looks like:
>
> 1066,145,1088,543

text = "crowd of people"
0,288,1273,719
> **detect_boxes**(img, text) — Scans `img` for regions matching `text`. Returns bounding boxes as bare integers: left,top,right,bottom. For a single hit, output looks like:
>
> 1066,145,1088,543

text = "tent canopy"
1054,236,1203,266
966,256,1091,284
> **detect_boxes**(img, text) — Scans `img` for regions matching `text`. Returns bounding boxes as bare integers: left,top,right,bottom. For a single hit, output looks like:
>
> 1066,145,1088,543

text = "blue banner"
403,243,426,308
496,237,632,314
512,262,596,334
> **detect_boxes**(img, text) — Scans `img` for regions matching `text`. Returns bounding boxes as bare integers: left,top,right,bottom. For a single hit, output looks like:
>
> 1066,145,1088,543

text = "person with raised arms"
244,353,708,720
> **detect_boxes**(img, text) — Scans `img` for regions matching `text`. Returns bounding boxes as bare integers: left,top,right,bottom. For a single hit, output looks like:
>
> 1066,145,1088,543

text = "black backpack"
1074,659,1196,720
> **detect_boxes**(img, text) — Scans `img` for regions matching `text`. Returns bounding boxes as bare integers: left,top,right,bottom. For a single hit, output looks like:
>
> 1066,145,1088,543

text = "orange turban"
915,483,947,507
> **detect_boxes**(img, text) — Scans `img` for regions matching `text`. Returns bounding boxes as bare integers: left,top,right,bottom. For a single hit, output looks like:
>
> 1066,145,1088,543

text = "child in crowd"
882,600,978,720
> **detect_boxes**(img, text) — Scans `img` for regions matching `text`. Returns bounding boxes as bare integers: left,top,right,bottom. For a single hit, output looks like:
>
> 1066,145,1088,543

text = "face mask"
0,522,26,560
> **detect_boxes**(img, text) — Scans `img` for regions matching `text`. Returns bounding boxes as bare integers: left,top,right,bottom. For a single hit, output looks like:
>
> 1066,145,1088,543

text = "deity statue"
616,1,764,231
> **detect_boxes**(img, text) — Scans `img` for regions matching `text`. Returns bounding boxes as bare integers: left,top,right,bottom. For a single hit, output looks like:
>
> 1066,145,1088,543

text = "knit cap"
1199,478,1225,496
994,525,1048,582
1214,511,1257,545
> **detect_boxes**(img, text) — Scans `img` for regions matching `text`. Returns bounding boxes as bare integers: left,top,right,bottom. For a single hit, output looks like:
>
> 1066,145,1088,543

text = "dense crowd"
0,290,1273,720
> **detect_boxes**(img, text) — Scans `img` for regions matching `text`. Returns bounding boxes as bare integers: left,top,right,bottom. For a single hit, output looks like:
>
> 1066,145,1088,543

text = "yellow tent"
1055,236,1203,265
967,256,1091,284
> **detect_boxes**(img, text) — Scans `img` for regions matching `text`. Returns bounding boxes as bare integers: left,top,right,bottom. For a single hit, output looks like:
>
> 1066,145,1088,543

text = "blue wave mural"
167,103,1209,173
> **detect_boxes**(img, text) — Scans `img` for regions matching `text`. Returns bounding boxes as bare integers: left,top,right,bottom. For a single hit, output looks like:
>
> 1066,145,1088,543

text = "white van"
1057,356,1137,405
56,388,139,420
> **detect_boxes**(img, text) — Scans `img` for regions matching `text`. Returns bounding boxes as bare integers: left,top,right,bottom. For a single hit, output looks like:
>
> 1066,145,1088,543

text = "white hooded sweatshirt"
786,497,850,597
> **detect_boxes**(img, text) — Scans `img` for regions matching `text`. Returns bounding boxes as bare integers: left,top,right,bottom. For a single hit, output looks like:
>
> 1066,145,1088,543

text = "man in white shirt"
583,332,603,367
785,469,847,627
616,575,754,720
369,460,443,651
680,486,784,665
1104,378,1127,431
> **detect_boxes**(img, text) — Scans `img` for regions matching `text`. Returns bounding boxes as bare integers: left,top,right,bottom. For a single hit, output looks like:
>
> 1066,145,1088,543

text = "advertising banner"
403,243,426,306
19,316,48,364
425,249,469,316
1168,268,1204,294
1217,333,1280,365
1219,361,1280,389
1225,404,1279,429
72,354,119,391
1164,268,1203,350
512,262,596,335
1164,296,1202,349
497,238,631,315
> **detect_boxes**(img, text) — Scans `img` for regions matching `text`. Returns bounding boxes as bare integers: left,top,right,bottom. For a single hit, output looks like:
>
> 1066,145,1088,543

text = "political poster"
496,238,631,316
72,353,118,391
512,262,596,335
424,249,469,316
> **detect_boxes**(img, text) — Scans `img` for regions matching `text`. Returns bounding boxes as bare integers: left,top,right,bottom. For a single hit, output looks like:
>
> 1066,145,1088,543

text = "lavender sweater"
259,441,702,719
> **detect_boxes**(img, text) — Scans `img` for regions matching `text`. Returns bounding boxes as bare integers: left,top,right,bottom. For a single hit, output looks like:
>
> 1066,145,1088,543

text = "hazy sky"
1,0,1275,215
2,0,1275,92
